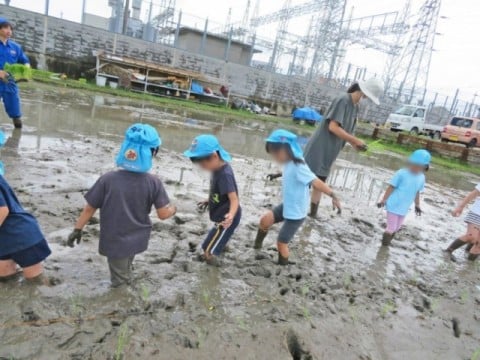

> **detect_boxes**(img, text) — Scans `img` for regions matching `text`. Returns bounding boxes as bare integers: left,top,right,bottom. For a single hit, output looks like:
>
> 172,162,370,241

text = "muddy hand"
331,196,342,215
452,207,463,217
356,143,368,152
377,201,385,208
415,206,422,216
266,173,282,181
197,201,209,213
67,229,82,248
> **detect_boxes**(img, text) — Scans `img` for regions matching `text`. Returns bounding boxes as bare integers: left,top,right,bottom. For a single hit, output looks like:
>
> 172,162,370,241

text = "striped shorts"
202,208,242,256
465,211,480,227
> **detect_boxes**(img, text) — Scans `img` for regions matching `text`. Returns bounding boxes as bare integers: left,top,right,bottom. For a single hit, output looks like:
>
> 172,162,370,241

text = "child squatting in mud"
184,135,241,266
377,149,431,246
67,124,177,287
254,129,341,265
0,130,52,283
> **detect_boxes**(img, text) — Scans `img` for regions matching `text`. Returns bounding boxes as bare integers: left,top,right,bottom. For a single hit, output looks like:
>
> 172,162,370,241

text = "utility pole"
123,0,130,35
81,0,86,24
45,0,50,16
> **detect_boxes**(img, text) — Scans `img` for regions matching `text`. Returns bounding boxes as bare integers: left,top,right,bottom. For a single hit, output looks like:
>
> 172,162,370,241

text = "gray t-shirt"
304,93,358,177
85,170,170,259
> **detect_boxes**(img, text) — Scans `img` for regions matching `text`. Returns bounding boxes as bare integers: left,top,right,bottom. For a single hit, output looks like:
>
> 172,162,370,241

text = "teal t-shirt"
282,161,317,220
386,168,425,216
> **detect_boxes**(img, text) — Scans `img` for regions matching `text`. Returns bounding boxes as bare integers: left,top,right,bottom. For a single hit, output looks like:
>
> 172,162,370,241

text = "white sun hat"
358,78,384,105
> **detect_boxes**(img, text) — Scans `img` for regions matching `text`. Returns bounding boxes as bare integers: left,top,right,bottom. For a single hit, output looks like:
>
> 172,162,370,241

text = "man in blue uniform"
0,17,30,129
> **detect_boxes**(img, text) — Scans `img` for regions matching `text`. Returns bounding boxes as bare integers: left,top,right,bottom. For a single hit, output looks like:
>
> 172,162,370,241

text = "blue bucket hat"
116,123,161,173
409,149,431,167
183,134,232,162
265,129,304,159
0,130,5,176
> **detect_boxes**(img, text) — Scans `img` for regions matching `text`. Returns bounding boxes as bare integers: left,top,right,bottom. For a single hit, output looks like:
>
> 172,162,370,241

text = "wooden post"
461,148,469,162
426,140,433,151
397,133,404,145
372,127,379,139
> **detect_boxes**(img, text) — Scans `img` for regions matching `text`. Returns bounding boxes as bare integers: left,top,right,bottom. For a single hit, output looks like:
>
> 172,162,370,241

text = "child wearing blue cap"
255,129,341,265
0,130,51,283
184,134,241,265
67,123,177,287
377,149,431,246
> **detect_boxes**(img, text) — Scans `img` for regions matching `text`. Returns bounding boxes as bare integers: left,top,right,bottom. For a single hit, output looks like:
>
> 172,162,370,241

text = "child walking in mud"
184,134,241,266
0,130,51,283
377,149,431,246
445,184,480,261
67,124,177,287
255,129,341,265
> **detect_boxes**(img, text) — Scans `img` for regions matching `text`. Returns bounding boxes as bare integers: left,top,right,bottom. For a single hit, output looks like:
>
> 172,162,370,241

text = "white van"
387,105,443,139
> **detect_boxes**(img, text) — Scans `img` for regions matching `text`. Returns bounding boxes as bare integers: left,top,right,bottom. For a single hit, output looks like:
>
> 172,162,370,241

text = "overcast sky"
6,0,480,102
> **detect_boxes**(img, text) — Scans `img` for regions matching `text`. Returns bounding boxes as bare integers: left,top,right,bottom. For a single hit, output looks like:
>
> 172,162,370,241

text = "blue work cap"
409,149,431,166
0,17,12,28
116,123,161,173
183,134,232,162
265,129,304,159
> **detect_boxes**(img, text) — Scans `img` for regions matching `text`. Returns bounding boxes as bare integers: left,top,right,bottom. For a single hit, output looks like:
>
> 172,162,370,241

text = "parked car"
386,105,443,139
441,116,480,148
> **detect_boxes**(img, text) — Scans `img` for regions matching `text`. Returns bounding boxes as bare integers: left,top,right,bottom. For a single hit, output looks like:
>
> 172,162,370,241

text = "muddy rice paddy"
0,85,479,360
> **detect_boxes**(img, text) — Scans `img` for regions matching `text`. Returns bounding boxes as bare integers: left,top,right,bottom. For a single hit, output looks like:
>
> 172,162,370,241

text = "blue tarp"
292,107,323,122
191,81,204,94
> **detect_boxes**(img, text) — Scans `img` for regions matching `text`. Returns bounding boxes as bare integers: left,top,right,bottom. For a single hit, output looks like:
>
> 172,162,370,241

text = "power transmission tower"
389,0,441,104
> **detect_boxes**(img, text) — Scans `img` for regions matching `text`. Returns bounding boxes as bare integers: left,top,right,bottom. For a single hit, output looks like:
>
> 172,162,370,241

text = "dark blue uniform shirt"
0,39,29,93
0,175,44,256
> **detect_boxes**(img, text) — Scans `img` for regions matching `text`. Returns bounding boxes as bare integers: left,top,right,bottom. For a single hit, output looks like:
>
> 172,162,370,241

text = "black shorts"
0,239,51,268
317,175,328,182
272,204,305,244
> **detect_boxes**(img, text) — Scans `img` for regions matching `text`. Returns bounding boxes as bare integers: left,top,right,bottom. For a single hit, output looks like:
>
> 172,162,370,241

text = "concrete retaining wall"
1,4,397,121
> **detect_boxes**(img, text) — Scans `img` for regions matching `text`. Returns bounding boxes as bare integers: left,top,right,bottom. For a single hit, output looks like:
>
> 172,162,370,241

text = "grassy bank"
362,137,480,176
25,70,294,126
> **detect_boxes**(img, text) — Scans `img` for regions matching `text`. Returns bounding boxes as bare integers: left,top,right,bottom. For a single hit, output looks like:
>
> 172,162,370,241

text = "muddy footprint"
286,328,312,360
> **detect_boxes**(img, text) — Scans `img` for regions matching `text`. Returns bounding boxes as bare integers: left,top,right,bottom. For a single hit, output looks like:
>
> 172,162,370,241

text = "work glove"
67,229,83,248
266,173,282,181
197,201,209,213
377,201,385,208
415,206,422,216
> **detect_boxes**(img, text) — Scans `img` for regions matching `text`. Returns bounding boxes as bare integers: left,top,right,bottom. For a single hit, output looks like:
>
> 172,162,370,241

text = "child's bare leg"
254,211,275,249
277,242,289,258
23,263,44,280
0,259,17,279
446,224,478,255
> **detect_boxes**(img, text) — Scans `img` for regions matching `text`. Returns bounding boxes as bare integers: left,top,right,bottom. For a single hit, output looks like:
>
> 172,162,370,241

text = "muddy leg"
277,242,290,266
255,211,274,249
0,259,19,282
108,256,134,288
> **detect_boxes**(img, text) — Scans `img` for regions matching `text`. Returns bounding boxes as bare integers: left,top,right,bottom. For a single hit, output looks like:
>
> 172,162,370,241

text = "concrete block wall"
1,4,393,123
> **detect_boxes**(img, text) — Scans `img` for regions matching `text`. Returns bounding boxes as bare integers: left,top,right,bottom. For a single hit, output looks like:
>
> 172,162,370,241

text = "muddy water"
0,85,479,360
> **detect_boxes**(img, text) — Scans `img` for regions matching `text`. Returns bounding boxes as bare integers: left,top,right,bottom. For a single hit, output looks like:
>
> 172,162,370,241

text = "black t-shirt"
209,164,238,222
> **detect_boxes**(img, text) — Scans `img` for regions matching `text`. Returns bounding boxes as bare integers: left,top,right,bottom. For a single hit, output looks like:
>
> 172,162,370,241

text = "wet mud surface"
0,85,479,359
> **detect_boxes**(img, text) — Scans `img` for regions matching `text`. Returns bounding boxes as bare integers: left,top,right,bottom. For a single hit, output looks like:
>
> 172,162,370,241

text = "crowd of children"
1,122,480,287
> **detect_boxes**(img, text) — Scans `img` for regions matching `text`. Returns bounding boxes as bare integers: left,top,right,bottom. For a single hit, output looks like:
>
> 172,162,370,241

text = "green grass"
115,323,129,360
361,138,480,176
471,347,480,360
